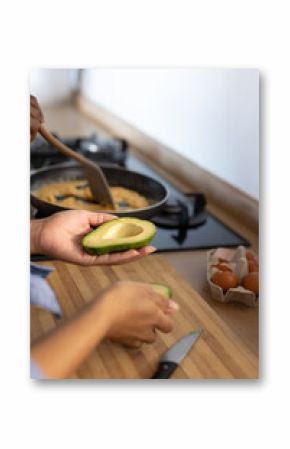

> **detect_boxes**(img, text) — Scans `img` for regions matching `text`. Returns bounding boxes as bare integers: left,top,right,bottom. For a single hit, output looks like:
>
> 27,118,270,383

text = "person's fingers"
30,118,39,141
111,246,156,263
30,105,40,115
30,117,40,129
30,96,44,123
149,291,175,315
30,105,42,120
91,249,140,265
30,119,38,131
154,310,174,333
164,300,179,314
108,336,143,349
73,247,161,268
87,212,118,227
121,339,143,349
134,246,156,256
85,247,153,266
138,329,156,344
79,242,155,266
30,96,38,109
150,291,169,310
75,249,137,266
149,288,179,314
30,129,37,142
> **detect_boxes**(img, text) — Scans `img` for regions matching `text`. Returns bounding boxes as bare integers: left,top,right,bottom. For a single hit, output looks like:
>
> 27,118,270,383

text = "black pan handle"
151,361,178,379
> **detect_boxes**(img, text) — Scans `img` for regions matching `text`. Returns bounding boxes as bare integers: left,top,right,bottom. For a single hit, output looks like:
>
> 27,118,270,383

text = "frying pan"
30,163,168,219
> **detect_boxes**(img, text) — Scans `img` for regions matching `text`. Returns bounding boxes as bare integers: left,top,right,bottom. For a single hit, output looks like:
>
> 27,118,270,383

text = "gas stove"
31,133,249,253
30,133,128,169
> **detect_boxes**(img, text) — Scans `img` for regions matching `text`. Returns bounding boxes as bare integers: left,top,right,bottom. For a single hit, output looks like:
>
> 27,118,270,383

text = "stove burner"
79,134,127,165
152,193,207,229
30,133,128,170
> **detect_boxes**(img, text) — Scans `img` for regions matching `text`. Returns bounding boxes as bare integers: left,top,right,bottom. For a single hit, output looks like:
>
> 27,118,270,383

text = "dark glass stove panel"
30,134,250,257
125,154,249,251
152,214,249,252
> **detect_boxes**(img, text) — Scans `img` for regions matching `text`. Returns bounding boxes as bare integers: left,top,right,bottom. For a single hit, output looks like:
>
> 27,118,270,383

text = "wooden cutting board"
30,255,259,379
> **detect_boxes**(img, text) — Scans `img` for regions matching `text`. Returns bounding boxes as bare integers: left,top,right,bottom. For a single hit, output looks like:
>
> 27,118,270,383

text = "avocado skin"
83,234,156,255
82,218,156,255
150,283,172,298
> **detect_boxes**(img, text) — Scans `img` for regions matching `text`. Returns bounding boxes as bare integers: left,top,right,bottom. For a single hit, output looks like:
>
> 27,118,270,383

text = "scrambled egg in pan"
34,179,149,211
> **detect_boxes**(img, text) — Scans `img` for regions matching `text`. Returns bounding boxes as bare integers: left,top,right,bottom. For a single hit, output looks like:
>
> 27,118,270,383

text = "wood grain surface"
42,103,259,358
30,255,259,379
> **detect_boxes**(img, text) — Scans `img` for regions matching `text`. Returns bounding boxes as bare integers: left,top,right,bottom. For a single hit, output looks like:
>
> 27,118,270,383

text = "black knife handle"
151,361,178,379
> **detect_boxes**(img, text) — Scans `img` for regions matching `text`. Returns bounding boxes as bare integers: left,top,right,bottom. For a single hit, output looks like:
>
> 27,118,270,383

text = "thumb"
87,212,118,227
152,291,179,314
165,299,179,314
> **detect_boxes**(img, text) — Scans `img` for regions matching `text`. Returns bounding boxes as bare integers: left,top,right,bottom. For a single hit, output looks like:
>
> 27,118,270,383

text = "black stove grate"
30,133,128,169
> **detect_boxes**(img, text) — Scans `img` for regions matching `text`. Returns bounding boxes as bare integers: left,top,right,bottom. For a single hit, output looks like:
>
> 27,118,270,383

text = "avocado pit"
102,222,144,240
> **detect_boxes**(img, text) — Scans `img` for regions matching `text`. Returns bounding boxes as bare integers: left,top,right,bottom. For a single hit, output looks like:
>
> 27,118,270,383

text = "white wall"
30,69,78,105
81,68,259,199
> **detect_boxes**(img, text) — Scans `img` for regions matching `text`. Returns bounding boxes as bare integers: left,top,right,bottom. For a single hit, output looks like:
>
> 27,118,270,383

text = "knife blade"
151,327,203,379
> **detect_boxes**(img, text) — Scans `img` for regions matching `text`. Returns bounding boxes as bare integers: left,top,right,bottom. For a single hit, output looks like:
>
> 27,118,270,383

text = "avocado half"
150,283,172,298
82,217,156,255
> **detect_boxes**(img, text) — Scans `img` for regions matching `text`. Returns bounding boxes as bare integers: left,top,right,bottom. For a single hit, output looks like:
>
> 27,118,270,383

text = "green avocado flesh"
150,283,172,298
82,217,156,255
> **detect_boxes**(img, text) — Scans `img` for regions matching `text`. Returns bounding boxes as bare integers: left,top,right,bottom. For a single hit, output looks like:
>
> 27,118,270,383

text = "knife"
151,327,203,379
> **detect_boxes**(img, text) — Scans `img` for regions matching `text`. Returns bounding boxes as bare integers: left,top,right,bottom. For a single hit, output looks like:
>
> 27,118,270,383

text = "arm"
31,281,178,379
31,296,110,379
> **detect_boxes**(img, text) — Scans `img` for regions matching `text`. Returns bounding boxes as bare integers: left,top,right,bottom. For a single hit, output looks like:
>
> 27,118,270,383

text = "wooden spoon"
39,124,115,209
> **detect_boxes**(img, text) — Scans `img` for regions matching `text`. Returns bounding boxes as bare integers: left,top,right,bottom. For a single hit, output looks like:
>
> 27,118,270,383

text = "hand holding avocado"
31,210,156,265
101,281,178,345
107,282,174,349
150,283,172,298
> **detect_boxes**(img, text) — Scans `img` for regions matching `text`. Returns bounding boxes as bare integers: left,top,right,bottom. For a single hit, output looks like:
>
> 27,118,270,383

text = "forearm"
31,297,110,379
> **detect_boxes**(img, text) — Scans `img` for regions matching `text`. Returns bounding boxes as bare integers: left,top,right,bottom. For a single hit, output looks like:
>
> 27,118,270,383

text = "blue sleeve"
30,359,46,379
30,263,62,317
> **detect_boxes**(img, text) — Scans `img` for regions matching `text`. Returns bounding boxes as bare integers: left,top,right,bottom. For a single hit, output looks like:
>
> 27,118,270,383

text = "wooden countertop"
41,103,259,358
31,255,258,379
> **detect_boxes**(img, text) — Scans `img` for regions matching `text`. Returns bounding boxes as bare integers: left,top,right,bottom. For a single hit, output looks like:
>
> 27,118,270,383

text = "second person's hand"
98,281,179,346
